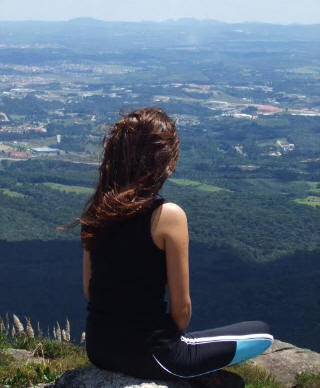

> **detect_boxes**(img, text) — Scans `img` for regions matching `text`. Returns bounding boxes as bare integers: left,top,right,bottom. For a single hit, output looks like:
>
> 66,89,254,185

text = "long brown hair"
57,106,180,251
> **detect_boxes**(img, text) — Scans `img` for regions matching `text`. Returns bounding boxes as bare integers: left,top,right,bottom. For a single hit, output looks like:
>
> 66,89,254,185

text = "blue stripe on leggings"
229,339,273,366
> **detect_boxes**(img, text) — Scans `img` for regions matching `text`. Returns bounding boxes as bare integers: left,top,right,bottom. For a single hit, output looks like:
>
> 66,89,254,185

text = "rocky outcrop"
251,339,320,387
53,366,246,388
54,365,192,388
53,340,320,387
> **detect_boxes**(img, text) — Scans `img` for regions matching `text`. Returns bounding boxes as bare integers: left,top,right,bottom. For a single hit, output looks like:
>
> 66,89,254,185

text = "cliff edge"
250,339,320,387
47,340,320,388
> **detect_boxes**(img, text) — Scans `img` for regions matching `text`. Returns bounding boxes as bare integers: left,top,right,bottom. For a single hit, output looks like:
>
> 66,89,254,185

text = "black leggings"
86,320,273,380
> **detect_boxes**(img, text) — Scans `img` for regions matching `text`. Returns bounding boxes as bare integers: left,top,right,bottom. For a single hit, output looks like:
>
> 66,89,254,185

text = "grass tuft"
295,372,320,388
0,350,15,367
0,332,11,349
1,362,61,388
0,313,90,387
227,362,284,388
0,333,89,387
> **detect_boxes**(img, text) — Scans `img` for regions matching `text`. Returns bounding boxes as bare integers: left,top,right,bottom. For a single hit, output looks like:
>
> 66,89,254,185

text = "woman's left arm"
83,249,92,300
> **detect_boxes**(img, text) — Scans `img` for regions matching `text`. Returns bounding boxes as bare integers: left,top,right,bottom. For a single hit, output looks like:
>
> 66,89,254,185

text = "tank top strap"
153,195,166,208
147,196,166,221
142,195,166,215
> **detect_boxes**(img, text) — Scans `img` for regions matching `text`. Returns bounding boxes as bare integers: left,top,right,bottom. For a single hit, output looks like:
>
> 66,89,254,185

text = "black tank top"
86,195,182,353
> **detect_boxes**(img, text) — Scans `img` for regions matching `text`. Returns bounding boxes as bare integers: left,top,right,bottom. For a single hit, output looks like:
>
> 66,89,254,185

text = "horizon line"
0,17,319,26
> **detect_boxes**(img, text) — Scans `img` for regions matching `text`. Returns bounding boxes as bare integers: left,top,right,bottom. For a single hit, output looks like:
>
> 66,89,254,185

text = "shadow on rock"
188,370,245,388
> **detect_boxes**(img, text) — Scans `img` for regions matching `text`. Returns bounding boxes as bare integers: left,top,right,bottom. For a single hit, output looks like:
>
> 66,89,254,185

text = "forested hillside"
1,157,320,351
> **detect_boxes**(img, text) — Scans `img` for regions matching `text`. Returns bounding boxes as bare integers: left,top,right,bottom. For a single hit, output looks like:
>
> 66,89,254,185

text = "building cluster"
0,140,64,160
276,140,295,152
0,124,46,133
29,146,61,155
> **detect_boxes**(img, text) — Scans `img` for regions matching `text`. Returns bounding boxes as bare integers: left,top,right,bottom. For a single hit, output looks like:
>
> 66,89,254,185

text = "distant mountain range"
0,18,319,51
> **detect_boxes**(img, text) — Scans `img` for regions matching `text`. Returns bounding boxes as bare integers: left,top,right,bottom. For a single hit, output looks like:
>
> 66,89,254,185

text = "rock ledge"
54,365,191,388
43,339,320,388
251,339,320,387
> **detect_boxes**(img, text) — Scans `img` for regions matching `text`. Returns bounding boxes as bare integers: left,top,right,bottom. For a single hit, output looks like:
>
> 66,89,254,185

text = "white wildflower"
13,314,24,333
0,316,5,333
25,316,34,338
80,331,86,344
56,322,62,342
65,317,71,342
62,329,67,342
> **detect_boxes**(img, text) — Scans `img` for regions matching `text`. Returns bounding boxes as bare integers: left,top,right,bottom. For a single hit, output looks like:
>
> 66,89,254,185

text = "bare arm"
83,248,91,300
159,203,191,332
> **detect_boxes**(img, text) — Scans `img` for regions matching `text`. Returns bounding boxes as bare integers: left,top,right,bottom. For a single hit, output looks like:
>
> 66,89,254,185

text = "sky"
0,0,319,24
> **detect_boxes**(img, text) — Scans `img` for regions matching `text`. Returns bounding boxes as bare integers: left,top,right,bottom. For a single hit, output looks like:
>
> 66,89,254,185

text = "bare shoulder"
151,202,188,250
151,201,188,228
153,202,188,233
160,202,187,221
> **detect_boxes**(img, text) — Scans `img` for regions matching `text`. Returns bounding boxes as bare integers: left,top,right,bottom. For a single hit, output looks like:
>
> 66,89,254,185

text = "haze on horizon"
0,0,319,25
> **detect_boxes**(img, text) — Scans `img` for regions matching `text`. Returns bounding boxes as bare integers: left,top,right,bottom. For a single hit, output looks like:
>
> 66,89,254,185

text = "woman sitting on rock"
78,106,273,380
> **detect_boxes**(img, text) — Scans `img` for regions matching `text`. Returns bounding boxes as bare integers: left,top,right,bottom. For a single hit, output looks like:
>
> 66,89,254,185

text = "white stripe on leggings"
152,351,245,379
180,333,274,345
152,353,212,378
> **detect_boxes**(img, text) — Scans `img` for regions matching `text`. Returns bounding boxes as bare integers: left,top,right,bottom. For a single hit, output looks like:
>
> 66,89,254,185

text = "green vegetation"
1,363,60,388
169,178,201,187
228,363,284,388
295,372,320,388
169,177,227,192
307,181,320,195
290,67,320,75
0,334,89,387
0,315,89,387
1,158,320,260
294,196,320,207
0,333,10,350
0,189,25,198
0,349,15,367
42,182,94,195
12,336,83,360
0,345,89,388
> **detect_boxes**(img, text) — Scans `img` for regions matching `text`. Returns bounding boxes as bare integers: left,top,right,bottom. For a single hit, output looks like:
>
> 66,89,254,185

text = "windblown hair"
58,106,180,251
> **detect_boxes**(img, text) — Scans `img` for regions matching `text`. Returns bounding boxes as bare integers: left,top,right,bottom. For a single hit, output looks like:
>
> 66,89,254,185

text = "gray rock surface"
53,365,192,388
250,339,320,387
2,348,44,366
53,366,246,388
53,365,245,388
